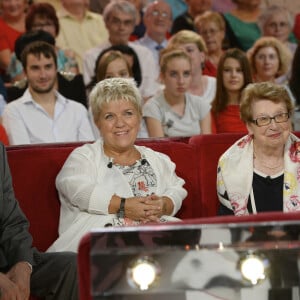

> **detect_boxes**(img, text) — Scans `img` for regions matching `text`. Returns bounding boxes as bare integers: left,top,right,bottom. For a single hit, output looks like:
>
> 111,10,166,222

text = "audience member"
167,30,216,103
88,47,148,138
47,77,186,252
258,5,297,57
6,30,87,106
2,41,94,145
211,48,252,133
83,0,160,101
88,44,141,90
217,82,297,215
56,0,108,72
8,2,79,83
0,0,27,77
89,50,131,88
87,49,142,137
143,48,211,137
0,142,78,299
126,0,146,40
135,0,172,72
223,0,262,51
171,0,212,35
247,36,292,84
195,11,226,77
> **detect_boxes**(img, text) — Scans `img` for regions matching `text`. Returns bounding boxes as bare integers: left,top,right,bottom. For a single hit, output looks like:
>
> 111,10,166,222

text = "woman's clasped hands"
123,194,171,223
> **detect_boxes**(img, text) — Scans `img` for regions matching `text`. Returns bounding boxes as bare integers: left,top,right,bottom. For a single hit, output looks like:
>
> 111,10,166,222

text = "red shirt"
0,17,23,51
0,124,9,145
294,13,300,41
203,59,217,77
211,105,247,134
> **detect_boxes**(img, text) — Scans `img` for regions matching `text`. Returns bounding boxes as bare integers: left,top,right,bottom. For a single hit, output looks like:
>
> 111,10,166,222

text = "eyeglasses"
267,22,289,29
251,112,290,127
150,10,169,18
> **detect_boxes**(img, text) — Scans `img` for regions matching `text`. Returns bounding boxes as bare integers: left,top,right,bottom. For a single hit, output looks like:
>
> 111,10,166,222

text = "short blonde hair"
240,81,293,123
89,77,142,123
248,36,292,78
167,30,207,53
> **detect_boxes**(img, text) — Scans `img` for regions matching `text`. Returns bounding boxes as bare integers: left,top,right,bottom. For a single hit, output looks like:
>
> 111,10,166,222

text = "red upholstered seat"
189,133,244,217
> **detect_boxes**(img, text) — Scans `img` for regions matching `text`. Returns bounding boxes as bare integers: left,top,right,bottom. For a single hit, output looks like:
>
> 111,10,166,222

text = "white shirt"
2,89,95,145
143,90,211,137
134,34,168,74
82,41,161,99
47,140,186,252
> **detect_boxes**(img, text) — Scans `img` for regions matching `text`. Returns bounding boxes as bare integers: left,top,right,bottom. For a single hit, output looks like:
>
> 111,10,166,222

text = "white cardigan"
47,140,186,252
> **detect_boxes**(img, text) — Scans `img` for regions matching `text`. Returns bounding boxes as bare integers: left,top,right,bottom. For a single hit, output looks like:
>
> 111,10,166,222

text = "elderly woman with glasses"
217,81,300,216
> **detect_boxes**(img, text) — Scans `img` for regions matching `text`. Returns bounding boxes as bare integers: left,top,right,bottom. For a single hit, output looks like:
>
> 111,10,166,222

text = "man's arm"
0,143,34,267
0,144,34,298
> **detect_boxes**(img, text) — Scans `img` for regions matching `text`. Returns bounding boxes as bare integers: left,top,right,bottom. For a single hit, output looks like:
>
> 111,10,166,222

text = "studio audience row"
0,0,300,163
1,2,300,297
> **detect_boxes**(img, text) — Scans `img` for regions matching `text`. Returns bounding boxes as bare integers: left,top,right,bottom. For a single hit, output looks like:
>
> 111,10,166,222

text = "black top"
218,171,284,215
171,11,195,35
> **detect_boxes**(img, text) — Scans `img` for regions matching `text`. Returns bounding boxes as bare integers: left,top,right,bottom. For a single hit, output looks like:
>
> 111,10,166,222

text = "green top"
224,12,261,51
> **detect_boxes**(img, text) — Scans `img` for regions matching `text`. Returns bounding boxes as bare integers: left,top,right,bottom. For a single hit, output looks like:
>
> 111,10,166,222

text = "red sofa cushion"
189,133,244,217
7,142,85,251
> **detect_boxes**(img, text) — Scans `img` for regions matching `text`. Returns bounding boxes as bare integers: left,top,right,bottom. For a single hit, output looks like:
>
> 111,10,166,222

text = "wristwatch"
117,197,126,218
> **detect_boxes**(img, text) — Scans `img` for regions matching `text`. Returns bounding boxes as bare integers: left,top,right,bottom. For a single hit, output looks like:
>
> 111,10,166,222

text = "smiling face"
1,0,26,19
144,1,172,37
96,99,141,153
222,57,244,93
25,53,57,94
161,56,192,99
254,46,279,82
247,99,291,149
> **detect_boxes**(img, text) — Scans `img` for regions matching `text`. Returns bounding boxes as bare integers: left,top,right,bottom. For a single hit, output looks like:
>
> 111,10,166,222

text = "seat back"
189,133,244,217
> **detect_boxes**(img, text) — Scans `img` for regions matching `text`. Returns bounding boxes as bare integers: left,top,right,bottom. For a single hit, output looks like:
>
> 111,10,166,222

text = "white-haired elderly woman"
257,5,297,57
217,82,300,216
47,77,186,253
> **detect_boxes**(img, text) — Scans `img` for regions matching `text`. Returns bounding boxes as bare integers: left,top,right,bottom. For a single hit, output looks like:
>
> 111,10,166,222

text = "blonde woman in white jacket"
48,77,186,252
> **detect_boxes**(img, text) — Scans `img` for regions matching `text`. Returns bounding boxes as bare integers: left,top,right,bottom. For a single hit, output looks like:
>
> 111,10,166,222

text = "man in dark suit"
0,143,78,299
